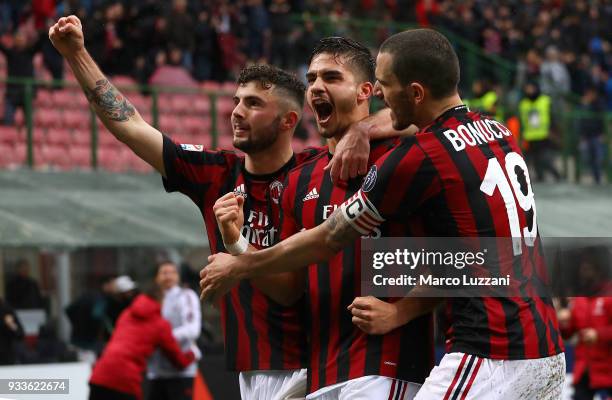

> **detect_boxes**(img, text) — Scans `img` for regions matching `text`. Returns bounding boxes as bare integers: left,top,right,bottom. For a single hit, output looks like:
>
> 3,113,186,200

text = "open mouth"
233,122,250,134
312,98,334,124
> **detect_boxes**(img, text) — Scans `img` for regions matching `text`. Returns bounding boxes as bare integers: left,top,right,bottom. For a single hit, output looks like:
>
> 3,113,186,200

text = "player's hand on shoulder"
348,296,400,335
213,192,245,245
327,121,370,183
49,15,85,57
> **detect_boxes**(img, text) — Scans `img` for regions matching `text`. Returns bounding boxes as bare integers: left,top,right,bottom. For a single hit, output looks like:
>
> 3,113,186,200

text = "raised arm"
48,16,165,175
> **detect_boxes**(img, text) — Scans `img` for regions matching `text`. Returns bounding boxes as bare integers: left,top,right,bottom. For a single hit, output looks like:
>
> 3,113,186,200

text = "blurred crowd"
1,0,610,101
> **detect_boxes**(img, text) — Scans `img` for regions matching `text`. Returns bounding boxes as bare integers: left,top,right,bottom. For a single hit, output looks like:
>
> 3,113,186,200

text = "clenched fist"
48,15,85,58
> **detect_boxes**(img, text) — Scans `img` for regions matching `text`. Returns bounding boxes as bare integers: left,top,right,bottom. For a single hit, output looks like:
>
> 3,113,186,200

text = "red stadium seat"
34,89,54,108
63,111,90,130
159,114,182,134
172,94,196,114
34,108,62,128
0,125,20,144
217,97,235,116
46,128,73,146
112,75,137,88
0,143,14,167
192,96,210,115
183,116,212,135
70,145,91,168
200,81,222,91
129,93,151,113
72,129,92,146
52,90,77,109
14,109,24,128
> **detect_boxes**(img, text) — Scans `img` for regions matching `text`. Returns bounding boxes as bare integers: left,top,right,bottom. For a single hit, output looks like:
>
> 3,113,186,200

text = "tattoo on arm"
324,208,361,252
84,79,136,122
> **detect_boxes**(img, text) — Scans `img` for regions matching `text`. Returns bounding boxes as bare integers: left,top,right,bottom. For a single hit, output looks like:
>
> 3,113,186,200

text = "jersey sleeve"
161,134,240,205
340,136,440,235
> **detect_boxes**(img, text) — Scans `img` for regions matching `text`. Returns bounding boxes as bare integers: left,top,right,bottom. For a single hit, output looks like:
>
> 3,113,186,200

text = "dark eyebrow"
322,70,342,79
305,71,316,81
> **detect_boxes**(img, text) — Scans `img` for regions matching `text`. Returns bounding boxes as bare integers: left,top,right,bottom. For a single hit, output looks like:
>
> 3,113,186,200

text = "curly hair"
237,64,306,109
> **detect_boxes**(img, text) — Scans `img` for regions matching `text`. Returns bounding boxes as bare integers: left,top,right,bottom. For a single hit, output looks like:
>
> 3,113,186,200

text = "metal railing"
1,76,232,169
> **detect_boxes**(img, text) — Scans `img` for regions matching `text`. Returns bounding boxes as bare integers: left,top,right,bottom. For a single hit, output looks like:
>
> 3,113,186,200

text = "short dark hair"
237,64,306,109
308,37,376,83
380,29,460,99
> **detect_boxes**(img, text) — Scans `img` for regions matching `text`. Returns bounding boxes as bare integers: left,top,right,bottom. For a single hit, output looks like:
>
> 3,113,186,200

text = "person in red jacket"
89,283,199,400
558,252,612,400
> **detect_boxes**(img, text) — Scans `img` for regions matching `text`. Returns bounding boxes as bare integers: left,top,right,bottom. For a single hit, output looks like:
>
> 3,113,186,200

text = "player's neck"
244,141,293,175
327,108,370,154
422,93,464,126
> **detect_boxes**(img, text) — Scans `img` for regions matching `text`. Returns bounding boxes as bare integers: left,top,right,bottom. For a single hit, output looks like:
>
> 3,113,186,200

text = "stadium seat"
217,97,235,116
72,129,92,146
112,75,137,88
0,125,20,144
221,82,238,93
46,128,73,146
200,81,222,91
129,93,151,112
183,116,211,135
52,89,80,109
172,94,196,114
192,96,210,115
34,108,62,128
63,111,90,130
69,145,91,168
34,89,54,108
0,143,14,167
14,108,25,127
159,114,182,134
149,65,199,88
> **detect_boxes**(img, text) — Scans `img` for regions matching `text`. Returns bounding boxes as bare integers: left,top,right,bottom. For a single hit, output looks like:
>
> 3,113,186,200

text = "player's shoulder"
166,134,244,163
295,146,326,162
289,148,328,176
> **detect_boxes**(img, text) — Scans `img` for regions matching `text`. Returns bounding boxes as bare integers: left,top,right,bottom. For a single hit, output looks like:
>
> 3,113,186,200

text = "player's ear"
281,110,300,130
409,82,426,105
357,81,373,102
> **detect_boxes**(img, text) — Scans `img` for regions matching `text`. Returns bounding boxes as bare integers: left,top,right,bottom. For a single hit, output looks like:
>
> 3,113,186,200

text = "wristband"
224,234,248,255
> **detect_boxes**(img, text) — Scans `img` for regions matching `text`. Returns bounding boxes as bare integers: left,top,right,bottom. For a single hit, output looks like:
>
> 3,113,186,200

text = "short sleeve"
340,136,440,234
161,134,241,204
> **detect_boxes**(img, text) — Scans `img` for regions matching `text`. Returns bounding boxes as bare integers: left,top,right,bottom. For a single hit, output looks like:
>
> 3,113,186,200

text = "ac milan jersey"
346,105,564,360
280,139,434,394
162,135,322,371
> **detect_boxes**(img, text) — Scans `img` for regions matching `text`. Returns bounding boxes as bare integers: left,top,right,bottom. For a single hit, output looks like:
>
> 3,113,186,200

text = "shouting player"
212,37,431,400
48,15,408,399
201,29,566,399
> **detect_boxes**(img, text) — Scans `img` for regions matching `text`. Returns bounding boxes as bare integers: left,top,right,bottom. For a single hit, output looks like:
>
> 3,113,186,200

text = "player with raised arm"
212,37,431,400
48,16,410,399
201,29,565,399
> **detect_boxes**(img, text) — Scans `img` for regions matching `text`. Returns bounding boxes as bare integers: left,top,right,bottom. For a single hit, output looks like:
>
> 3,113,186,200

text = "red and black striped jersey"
162,134,322,371
348,105,564,360
280,138,434,394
